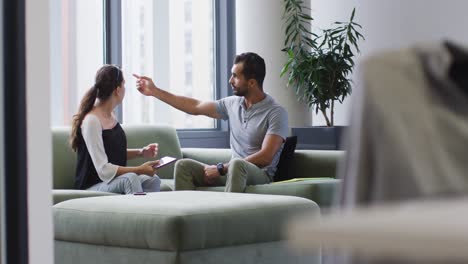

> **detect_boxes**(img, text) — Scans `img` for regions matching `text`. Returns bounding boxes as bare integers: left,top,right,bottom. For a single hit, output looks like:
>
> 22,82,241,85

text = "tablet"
154,156,177,169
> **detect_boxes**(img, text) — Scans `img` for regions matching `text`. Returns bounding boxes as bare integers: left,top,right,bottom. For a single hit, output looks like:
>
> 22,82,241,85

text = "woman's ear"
114,86,122,96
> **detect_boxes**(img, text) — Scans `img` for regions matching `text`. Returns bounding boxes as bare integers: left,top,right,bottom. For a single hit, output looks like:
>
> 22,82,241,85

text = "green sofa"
52,125,343,207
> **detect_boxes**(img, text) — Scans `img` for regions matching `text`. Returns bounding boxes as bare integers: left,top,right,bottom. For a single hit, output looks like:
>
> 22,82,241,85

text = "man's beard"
232,86,247,97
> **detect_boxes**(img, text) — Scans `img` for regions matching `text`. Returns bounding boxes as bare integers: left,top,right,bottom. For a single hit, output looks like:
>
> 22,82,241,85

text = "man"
133,52,288,192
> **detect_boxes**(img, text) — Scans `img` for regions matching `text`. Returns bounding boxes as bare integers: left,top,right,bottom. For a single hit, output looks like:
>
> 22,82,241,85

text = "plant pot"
291,126,347,150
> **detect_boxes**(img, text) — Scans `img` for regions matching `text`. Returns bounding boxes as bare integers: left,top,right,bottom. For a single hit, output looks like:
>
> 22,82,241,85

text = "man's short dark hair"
234,52,266,89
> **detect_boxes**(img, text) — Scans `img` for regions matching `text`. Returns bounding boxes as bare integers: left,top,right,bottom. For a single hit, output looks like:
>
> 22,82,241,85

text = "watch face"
217,163,224,175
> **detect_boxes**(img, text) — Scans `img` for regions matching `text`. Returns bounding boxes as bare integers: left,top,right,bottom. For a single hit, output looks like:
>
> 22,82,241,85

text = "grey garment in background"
215,94,289,177
174,158,270,192
88,173,161,194
339,42,468,206
334,42,468,264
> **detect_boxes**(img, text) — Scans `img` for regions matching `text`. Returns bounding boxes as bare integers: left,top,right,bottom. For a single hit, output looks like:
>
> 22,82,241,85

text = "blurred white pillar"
236,0,312,128
0,0,3,260
27,0,53,263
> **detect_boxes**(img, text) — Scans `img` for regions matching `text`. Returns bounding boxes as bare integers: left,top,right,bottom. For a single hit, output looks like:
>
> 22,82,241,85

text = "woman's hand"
138,160,160,176
141,143,158,158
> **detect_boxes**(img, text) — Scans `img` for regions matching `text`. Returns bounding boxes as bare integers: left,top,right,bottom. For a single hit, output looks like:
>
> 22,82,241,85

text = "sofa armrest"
181,148,231,165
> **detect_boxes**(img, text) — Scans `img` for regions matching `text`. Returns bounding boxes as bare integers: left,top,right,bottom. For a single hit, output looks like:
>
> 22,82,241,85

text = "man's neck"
243,90,266,109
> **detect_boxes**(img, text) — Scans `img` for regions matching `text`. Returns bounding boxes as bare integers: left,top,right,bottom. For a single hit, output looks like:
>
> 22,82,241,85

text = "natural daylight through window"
50,0,104,126
121,0,216,128
50,0,216,130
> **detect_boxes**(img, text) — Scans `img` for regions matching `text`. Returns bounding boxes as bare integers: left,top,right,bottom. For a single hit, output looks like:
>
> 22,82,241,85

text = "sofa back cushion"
124,125,183,179
52,124,183,189
52,126,78,189
290,149,345,178
181,148,232,164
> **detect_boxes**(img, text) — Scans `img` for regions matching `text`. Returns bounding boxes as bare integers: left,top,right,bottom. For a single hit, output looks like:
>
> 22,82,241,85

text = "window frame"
3,0,29,263
104,0,235,148
103,0,123,121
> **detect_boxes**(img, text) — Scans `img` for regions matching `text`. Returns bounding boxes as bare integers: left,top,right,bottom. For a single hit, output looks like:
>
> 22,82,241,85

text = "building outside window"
49,0,104,126
121,0,215,128
50,0,216,130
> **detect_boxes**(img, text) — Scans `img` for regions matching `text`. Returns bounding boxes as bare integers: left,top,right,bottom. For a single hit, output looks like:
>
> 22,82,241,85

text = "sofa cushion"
52,127,78,189
247,178,340,208
53,180,174,204
124,125,183,179
160,179,175,191
289,150,345,178
53,189,117,205
182,148,344,181
181,148,231,165
196,178,341,207
54,191,319,251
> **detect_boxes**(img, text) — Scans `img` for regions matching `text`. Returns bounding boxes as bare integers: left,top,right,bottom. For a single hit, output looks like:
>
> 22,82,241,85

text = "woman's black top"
75,123,127,189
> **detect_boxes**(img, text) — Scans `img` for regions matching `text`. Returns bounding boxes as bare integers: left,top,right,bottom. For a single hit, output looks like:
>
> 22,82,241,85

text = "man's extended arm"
133,74,221,119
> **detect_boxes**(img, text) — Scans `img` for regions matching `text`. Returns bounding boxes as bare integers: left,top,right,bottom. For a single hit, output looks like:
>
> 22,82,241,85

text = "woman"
70,64,161,194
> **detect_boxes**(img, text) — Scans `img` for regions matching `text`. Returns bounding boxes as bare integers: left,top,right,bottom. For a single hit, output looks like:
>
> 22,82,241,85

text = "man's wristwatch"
216,163,226,175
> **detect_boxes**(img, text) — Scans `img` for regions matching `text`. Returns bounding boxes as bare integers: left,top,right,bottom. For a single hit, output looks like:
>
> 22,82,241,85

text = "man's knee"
174,159,198,183
175,158,196,171
229,158,247,173
174,159,201,177
174,159,199,190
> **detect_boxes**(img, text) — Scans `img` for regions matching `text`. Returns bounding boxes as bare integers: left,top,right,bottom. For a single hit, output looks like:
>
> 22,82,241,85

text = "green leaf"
351,22,363,28
280,60,292,76
298,13,313,21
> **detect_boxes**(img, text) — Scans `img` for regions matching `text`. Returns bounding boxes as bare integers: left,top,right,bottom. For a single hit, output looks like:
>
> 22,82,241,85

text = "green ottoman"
54,191,320,264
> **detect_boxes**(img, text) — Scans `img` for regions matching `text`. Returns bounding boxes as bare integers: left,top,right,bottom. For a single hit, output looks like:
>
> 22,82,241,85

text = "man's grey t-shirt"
215,94,288,177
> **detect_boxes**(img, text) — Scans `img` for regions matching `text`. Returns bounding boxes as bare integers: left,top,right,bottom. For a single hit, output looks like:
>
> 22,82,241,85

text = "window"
121,0,216,129
49,0,104,126
49,0,230,135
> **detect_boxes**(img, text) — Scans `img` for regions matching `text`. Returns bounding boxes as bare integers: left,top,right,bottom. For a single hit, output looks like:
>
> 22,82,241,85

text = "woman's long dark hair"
70,65,123,151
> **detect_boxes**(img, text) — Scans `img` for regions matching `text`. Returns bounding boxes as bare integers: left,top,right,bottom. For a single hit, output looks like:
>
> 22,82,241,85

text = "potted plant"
281,0,364,149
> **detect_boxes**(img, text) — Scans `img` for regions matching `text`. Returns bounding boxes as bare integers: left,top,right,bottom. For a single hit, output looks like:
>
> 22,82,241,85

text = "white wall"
26,0,53,263
236,0,312,128
311,0,468,125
